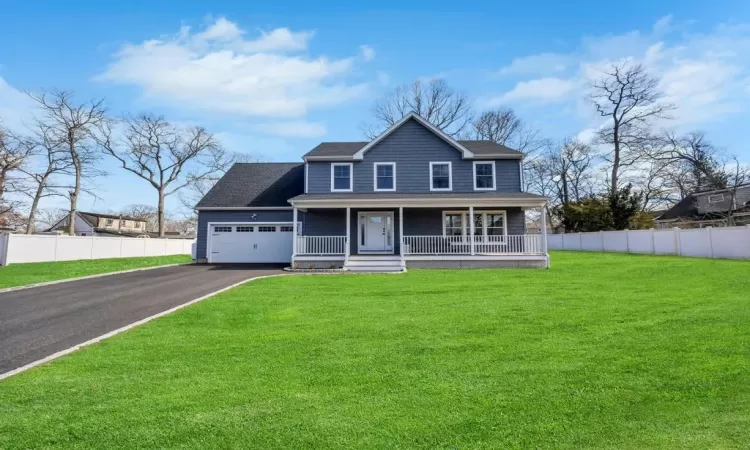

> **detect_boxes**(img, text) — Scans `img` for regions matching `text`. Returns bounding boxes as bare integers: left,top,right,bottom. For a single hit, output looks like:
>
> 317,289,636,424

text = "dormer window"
374,162,396,191
473,161,496,190
331,163,353,192
430,162,452,191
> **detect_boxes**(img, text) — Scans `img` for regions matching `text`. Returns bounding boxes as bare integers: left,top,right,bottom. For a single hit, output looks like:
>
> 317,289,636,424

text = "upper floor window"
430,162,452,191
331,163,353,192
105,219,114,226
120,220,127,227
708,193,724,203
374,162,396,191
473,161,496,190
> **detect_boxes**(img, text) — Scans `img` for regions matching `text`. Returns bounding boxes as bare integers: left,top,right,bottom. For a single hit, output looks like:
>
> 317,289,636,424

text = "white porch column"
399,206,404,256
469,206,475,256
292,207,298,259
540,205,549,268
345,207,351,261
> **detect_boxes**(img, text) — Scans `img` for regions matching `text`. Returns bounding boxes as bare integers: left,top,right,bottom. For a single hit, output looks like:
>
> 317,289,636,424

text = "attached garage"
207,223,294,263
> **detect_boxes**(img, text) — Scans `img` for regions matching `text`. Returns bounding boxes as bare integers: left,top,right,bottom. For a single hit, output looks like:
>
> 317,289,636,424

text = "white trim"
206,221,294,264
429,161,453,191
404,255,546,261
303,155,357,161
292,255,346,261
352,112,475,160
290,198,547,209
519,160,525,190
331,162,353,192
472,154,524,160
197,207,293,211
357,211,395,253
373,162,397,192
473,161,496,191
304,162,309,194
441,210,508,241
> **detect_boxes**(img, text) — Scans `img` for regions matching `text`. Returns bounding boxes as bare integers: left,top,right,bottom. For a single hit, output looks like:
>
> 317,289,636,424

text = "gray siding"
302,207,525,255
305,118,521,194
196,210,294,260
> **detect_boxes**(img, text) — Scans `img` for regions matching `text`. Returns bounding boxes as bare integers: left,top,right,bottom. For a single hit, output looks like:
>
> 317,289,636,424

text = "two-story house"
195,113,549,271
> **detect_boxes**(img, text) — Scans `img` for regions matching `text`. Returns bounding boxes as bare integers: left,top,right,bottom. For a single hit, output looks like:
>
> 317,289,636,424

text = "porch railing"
402,234,544,255
296,236,347,255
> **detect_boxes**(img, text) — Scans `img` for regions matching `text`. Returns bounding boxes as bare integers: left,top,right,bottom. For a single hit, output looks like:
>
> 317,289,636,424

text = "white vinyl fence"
0,234,195,266
547,226,750,260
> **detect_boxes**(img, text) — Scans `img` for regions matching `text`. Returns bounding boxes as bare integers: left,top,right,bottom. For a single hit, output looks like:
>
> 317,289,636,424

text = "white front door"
359,212,394,253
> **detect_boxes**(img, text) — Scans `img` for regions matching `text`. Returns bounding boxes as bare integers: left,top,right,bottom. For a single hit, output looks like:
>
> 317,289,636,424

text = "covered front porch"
289,193,549,270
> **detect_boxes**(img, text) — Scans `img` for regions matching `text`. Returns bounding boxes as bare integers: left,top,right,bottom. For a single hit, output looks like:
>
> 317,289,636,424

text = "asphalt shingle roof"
303,140,523,159
195,163,304,208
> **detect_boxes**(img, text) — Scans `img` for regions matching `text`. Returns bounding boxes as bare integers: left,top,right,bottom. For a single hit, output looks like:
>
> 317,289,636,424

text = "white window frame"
473,161,496,191
430,161,452,192
441,210,508,242
331,163,353,192
708,193,724,203
373,162,396,192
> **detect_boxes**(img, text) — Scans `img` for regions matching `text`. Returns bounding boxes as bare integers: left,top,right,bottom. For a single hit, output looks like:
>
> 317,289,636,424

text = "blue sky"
2,1,750,213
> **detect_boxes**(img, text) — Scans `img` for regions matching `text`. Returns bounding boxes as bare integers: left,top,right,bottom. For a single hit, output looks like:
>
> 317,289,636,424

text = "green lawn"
0,255,192,288
1,252,748,448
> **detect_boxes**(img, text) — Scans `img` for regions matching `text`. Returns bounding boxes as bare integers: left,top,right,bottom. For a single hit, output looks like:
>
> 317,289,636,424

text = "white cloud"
0,77,33,131
487,77,577,105
251,120,326,138
497,53,572,76
96,17,368,119
360,45,376,61
376,71,390,86
489,16,750,133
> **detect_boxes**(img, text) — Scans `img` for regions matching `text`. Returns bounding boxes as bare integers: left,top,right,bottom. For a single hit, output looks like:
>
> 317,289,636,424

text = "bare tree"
364,79,473,138
18,121,75,233
589,63,675,192
179,149,256,211
27,90,107,235
656,131,728,193
0,122,33,216
468,108,547,189
34,207,69,232
98,115,220,237
550,139,596,205
714,156,749,226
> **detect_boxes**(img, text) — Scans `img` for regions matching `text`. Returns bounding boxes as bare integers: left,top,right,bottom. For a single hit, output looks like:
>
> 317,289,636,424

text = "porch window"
374,162,396,191
331,163,353,192
444,213,464,236
442,210,507,240
708,193,724,203
473,162,496,190
430,162,452,191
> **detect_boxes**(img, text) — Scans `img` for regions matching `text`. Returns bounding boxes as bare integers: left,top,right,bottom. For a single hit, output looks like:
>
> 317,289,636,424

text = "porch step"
344,256,405,272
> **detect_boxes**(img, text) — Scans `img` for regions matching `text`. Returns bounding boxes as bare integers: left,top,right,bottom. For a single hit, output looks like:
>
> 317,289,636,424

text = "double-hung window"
430,162,452,191
331,163,353,192
374,162,396,191
442,210,507,243
473,161,496,190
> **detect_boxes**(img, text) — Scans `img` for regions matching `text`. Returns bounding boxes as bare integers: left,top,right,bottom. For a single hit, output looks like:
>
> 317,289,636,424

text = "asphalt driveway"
0,264,286,375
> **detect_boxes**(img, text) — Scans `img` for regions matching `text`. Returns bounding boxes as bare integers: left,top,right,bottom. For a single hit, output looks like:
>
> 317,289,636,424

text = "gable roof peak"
351,112,475,160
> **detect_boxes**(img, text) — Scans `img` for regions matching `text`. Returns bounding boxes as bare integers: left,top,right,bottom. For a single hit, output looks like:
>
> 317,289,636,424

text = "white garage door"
209,224,294,263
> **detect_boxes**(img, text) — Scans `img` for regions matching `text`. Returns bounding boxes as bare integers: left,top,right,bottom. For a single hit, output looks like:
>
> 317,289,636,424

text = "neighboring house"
46,212,150,237
196,113,549,271
655,185,750,228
